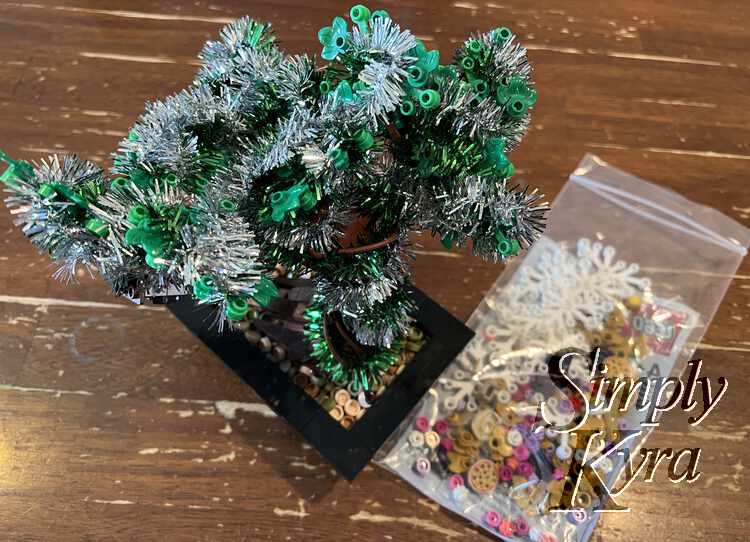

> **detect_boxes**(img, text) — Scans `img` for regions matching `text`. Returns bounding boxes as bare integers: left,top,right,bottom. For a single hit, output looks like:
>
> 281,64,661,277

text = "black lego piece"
167,287,474,480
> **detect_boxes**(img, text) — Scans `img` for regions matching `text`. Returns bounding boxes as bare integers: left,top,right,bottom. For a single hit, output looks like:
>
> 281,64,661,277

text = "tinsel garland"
0,5,547,387
304,298,402,391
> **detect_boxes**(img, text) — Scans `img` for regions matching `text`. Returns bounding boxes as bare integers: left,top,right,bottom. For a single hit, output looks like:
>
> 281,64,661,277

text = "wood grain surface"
0,1,748,540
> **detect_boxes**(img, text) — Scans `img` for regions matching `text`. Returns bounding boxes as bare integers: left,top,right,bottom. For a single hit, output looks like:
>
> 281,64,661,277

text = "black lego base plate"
167,287,474,480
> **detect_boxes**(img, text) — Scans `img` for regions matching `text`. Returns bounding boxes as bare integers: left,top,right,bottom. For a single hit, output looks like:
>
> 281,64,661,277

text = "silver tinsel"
2,11,547,339
3,155,111,279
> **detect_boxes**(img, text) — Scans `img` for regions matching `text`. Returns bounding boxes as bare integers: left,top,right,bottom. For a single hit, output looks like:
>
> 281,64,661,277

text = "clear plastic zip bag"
375,155,750,541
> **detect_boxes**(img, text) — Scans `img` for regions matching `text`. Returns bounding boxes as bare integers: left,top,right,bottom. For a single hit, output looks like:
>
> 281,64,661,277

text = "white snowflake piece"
438,237,650,402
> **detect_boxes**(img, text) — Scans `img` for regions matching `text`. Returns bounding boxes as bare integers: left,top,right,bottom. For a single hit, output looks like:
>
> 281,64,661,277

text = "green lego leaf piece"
270,183,317,222
328,147,350,170
496,75,537,119
51,183,90,209
412,41,440,72
318,16,348,61
162,172,178,186
124,219,172,269
371,9,390,22
352,128,374,151
193,176,209,193
352,80,367,94
85,217,110,238
407,40,440,88
332,80,356,104
482,138,514,177
38,183,56,199
441,231,456,249
128,168,153,189
432,64,457,85
0,149,33,188
127,205,151,226
111,177,130,191
251,276,279,307
192,275,217,301
495,230,520,256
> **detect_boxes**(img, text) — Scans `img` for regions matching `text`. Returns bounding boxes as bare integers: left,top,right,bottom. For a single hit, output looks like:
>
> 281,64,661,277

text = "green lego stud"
192,275,216,301
460,56,475,72
353,128,374,151
252,276,279,307
127,205,151,226
193,176,209,193
163,172,178,186
318,16,349,60
495,230,520,256
399,99,416,116
225,296,249,321
219,199,238,213
407,65,427,88
496,75,537,119
467,39,483,58
270,183,317,222
319,80,332,94
417,89,440,110
350,5,371,34
328,147,350,170
492,27,512,43
85,217,110,238
471,78,489,99
111,177,130,191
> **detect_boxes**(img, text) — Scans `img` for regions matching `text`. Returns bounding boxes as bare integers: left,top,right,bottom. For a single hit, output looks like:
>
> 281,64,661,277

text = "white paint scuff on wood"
350,511,463,538
214,400,276,419
273,499,310,519
79,51,180,64
0,384,92,397
15,4,234,24
209,451,236,463
0,294,163,311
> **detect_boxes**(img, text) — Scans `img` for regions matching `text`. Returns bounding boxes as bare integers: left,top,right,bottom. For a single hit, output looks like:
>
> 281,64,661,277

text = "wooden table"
1,1,747,540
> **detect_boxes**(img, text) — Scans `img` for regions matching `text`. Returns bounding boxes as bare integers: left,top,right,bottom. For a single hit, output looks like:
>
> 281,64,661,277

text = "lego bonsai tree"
0,6,546,390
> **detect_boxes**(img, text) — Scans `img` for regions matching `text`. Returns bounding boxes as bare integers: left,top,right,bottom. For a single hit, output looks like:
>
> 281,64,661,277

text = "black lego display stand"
168,287,473,480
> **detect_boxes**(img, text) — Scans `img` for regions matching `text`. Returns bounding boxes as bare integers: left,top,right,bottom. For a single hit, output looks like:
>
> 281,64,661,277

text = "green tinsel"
304,299,402,390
